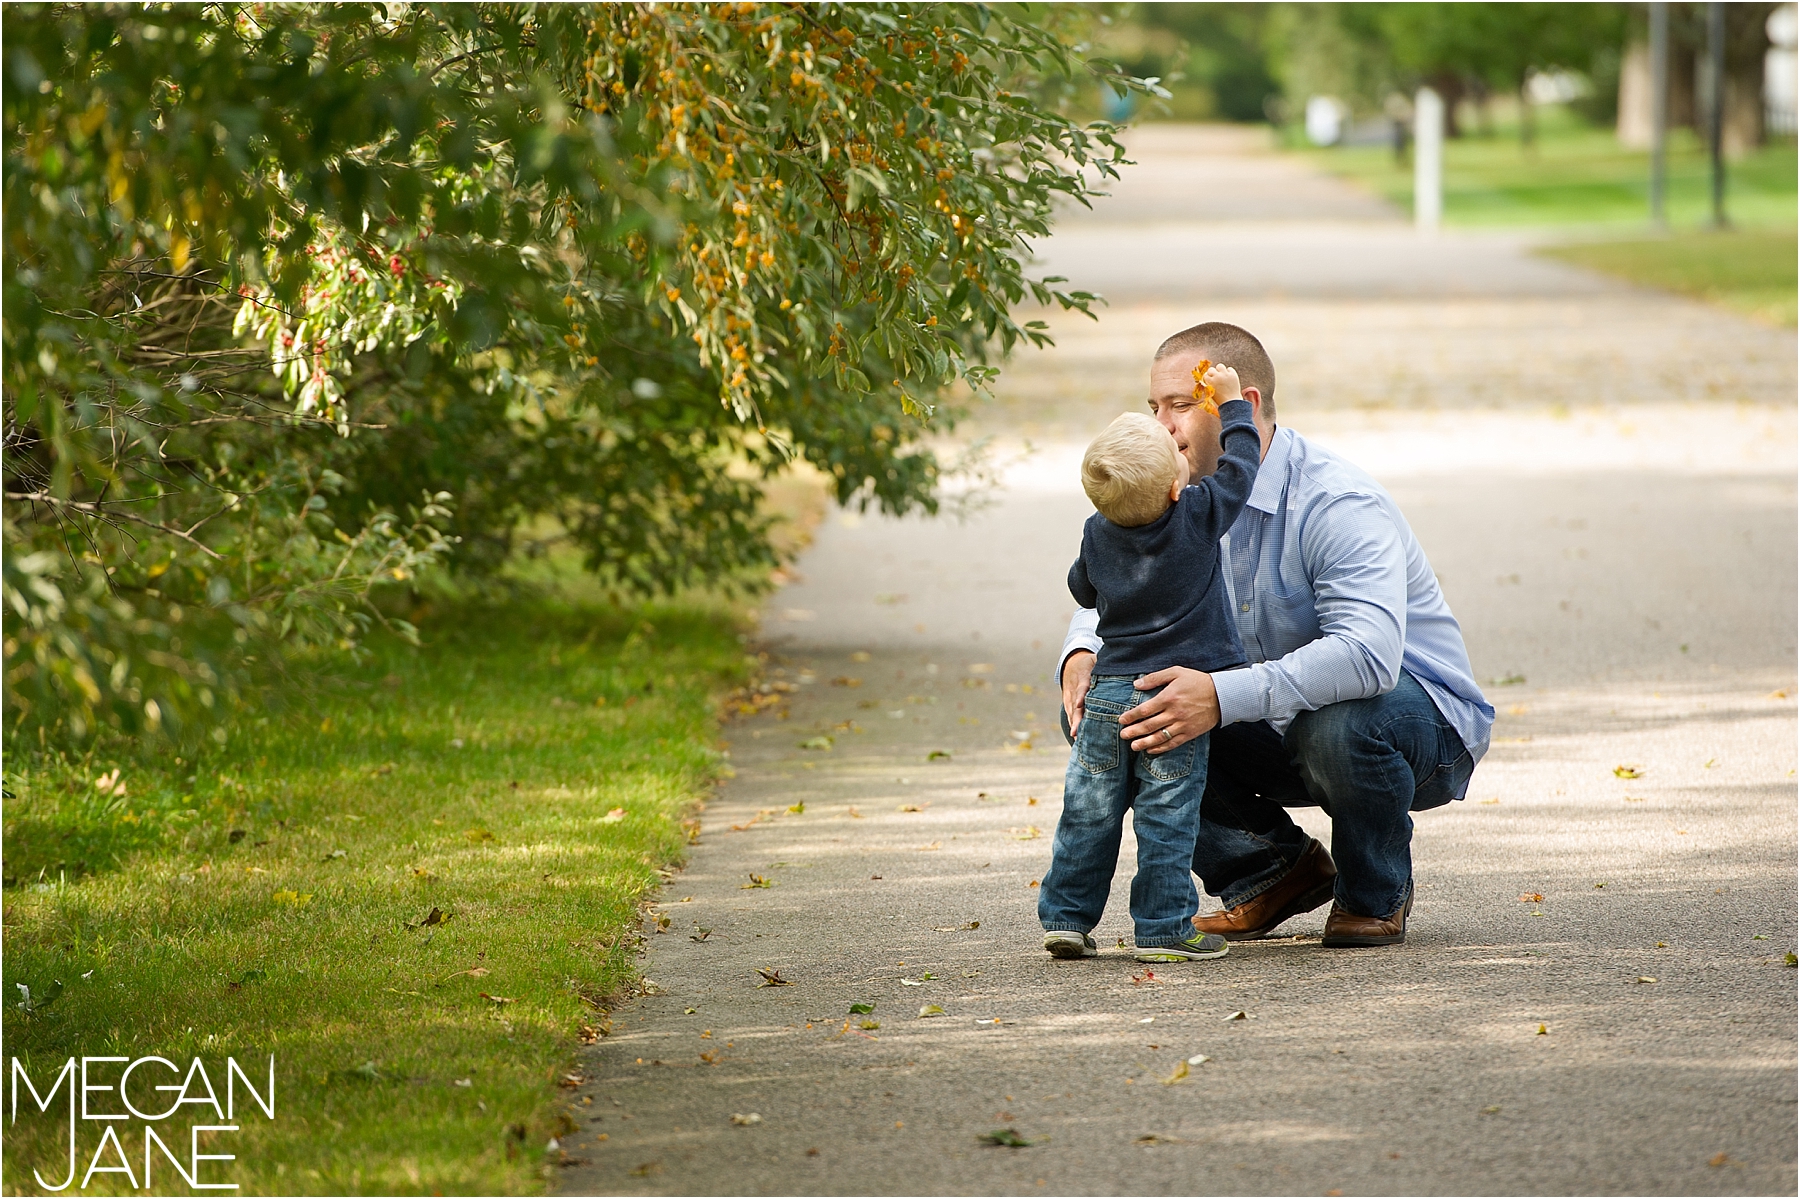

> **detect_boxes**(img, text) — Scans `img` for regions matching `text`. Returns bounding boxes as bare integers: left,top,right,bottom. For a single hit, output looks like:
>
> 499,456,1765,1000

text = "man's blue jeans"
1040,676,1208,948
1192,671,1473,919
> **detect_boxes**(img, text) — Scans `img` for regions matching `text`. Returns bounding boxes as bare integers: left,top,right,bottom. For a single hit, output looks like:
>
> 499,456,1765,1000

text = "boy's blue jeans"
1039,676,1207,948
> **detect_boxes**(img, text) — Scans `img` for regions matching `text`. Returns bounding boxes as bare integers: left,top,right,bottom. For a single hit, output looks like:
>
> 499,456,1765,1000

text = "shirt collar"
1246,424,1294,514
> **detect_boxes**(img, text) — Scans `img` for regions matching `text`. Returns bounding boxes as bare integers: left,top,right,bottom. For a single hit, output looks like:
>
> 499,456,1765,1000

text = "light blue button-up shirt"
1060,425,1493,786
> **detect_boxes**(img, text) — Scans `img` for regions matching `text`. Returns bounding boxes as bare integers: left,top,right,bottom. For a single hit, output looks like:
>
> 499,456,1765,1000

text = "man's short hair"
1082,412,1180,527
1155,321,1276,417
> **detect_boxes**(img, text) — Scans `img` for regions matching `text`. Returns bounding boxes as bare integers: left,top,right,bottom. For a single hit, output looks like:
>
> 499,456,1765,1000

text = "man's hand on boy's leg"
1061,649,1095,736
1120,666,1220,753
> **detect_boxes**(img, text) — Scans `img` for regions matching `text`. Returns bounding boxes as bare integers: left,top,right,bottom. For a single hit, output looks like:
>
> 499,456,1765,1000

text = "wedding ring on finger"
1160,727,1173,743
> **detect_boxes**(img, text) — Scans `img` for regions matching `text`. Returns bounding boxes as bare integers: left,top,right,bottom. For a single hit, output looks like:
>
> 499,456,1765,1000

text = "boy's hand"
1202,362,1242,405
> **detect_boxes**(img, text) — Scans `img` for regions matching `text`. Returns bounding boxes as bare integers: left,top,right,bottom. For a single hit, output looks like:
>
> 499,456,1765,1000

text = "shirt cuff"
1209,665,1262,728
1055,617,1102,686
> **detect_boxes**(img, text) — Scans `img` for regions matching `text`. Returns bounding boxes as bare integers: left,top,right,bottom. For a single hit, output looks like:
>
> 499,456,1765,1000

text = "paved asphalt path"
561,126,1797,1196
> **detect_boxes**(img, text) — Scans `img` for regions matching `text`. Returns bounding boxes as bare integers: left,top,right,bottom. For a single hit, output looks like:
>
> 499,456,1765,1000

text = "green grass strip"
1297,109,1797,231
1537,229,1799,327
2,597,752,1194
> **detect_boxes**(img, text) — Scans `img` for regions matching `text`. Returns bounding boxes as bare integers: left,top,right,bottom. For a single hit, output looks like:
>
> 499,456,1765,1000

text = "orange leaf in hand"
1190,360,1219,416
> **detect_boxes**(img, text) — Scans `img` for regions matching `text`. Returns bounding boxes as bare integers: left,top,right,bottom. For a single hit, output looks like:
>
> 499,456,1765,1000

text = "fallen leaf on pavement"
1223,1010,1248,1021
690,926,712,942
1612,765,1643,779
730,1113,762,1126
1481,1105,1501,1115
1161,1060,1190,1085
918,841,942,851
1536,1024,1549,1035
858,1019,880,1030
847,806,863,818
756,967,793,987
1187,1054,1211,1066
976,1018,1006,1026
1519,893,1544,903
849,1002,876,1015
901,978,926,987
1130,970,1157,986
787,801,805,814
927,750,952,761
1009,826,1041,840
1709,1152,1731,1167
978,1128,1031,1147
829,676,862,688
1637,976,1657,984
628,1161,661,1177
918,1004,946,1017
933,921,980,931
742,874,774,889
1028,879,1040,888
1785,953,1797,967
898,803,926,813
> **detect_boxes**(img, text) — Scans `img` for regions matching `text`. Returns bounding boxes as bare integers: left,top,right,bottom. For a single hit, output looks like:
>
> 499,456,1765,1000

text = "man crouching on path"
1058,321,1495,948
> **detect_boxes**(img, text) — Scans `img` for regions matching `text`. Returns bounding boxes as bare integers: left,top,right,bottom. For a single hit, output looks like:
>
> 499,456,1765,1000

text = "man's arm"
1120,493,1408,752
1057,607,1101,736
1209,492,1406,727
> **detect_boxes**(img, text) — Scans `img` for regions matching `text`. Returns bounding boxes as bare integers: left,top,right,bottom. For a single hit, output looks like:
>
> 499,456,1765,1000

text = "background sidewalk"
562,125,1797,1196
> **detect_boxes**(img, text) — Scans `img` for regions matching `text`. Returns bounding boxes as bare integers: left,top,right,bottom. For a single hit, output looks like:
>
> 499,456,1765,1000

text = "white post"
1413,86,1443,233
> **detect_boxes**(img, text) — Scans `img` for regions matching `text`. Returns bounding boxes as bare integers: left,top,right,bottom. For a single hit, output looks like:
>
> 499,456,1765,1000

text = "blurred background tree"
1084,2,1791,157
3,2,1144,747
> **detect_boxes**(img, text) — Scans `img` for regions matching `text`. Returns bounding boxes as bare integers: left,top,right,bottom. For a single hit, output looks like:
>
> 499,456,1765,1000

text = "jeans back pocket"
1144,737,1199,781
1075,701,1124,775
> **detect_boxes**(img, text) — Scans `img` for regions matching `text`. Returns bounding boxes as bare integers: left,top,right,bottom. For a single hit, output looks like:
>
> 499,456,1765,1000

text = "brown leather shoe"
1192,838,1338,940
1321,883,1414,947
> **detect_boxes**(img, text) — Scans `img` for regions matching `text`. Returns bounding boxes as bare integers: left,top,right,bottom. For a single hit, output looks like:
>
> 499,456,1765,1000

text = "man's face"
1147,349,1265,477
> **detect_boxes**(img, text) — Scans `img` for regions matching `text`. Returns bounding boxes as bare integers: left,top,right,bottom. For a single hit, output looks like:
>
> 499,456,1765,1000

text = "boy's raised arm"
1181,395,1261,542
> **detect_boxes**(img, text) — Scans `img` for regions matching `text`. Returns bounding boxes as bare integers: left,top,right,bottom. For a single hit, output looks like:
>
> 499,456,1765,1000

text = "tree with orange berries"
4,3,1148,743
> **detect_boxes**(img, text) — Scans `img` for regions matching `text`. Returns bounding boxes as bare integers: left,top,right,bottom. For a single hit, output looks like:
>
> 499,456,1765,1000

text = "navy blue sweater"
1068,399,1261,676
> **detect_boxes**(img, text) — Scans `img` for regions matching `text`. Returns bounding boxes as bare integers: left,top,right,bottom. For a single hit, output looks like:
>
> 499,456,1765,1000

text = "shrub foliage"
3,3,1138,743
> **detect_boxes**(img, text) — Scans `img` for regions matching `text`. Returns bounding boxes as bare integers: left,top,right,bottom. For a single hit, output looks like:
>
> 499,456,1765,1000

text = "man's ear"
1239,384,1262,413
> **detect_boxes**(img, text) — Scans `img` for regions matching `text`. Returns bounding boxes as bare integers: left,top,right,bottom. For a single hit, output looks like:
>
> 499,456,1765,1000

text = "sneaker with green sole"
1043,930,1098,959
1134,932,1229,962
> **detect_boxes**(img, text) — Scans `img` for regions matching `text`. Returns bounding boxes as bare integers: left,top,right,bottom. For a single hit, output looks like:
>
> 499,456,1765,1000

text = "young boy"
1040,363,1261,963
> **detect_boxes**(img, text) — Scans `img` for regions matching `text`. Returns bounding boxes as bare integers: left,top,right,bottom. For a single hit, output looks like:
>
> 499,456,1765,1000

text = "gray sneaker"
1134,932,1230,962
1043,931,1098,959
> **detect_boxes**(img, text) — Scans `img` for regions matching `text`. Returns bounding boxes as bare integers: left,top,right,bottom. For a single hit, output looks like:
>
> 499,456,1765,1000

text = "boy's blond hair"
1082,412,1179,527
